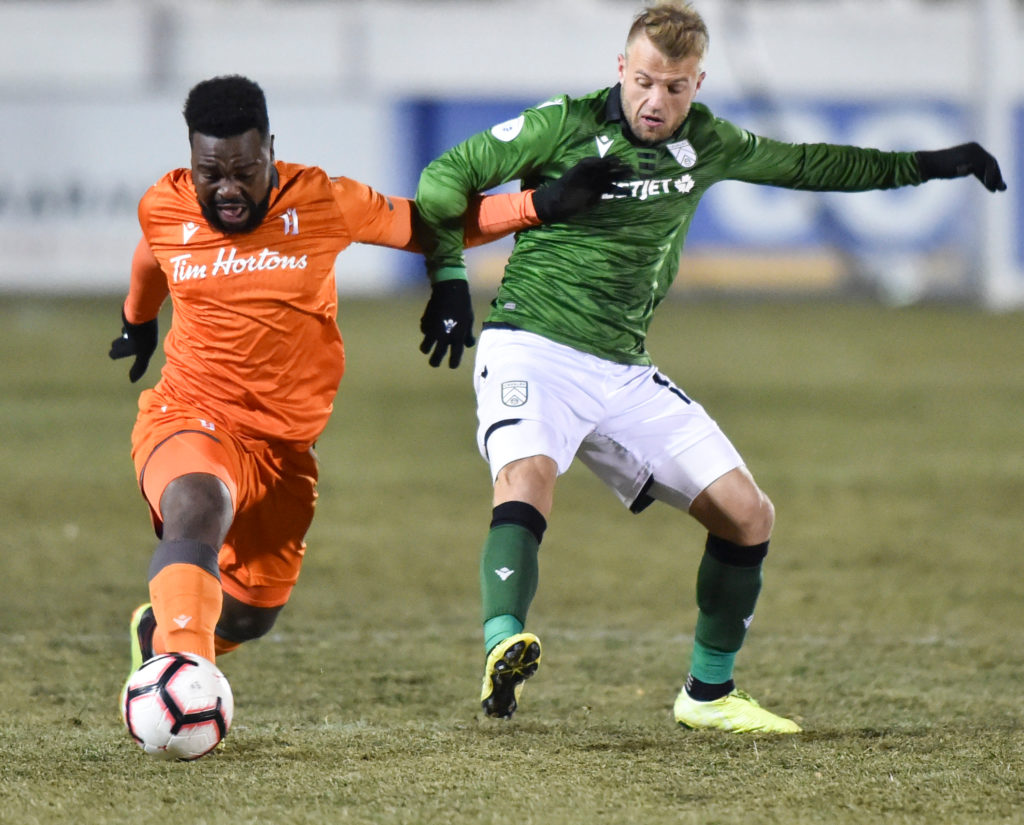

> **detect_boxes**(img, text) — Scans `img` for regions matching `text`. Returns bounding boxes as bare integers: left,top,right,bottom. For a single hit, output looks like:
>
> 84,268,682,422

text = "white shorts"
473,328,744,512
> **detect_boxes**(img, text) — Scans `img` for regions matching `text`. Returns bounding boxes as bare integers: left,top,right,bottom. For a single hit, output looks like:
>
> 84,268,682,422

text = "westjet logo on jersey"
603,173,696,202
169,247,308,283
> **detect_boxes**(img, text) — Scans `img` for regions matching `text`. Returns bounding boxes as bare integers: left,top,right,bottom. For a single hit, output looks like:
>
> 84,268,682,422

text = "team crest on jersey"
276,208,299,235
491,115,525,142
666,139,697,168
501,380,529,407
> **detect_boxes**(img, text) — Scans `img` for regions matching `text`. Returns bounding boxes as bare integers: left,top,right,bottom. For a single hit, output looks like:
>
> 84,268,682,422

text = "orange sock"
149,563,222,662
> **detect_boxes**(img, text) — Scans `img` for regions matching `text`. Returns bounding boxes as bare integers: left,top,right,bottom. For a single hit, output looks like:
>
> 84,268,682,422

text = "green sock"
480,523,539,652
483,615,524,654
689,536,768,685
689,641,736,685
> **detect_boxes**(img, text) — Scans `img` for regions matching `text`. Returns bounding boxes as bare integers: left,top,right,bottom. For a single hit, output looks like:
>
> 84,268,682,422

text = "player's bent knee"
216,601,283,643
493,455,558,517
750,491,775,540
690,468,775,545
160,473,234,546
727,495,774,546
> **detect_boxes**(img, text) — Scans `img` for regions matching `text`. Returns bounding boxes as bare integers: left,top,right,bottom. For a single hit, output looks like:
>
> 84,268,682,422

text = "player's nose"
217,178,244,200
645,88,666,110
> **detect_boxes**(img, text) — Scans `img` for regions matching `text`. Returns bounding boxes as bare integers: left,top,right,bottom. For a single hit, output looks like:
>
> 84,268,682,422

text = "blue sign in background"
398,96,1022,286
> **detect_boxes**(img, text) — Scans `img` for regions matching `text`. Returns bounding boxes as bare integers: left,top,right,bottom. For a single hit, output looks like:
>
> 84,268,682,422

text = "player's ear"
269,134,276,161
696,71,705,94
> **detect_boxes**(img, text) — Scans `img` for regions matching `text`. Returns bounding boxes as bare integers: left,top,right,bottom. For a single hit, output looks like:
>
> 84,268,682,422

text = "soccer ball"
122,652,234,761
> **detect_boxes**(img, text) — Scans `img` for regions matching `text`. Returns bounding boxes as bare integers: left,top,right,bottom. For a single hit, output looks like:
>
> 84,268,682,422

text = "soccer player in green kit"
414,2,1006,732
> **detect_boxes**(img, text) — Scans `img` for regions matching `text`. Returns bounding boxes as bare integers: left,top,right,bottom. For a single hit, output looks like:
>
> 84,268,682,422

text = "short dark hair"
183,75,270,140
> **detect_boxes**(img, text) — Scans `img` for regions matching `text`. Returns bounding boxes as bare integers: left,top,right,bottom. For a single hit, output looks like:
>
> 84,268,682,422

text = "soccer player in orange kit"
109,75,629,698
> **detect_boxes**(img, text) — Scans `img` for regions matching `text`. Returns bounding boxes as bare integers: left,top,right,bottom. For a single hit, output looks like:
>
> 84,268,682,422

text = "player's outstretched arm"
109,238,166,383
916,142,1007,192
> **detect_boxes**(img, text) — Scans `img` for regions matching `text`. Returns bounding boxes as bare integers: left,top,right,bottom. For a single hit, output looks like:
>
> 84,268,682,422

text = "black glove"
419,278,475,368
916,142,1007,192
532,156,634,222
109,309,158,383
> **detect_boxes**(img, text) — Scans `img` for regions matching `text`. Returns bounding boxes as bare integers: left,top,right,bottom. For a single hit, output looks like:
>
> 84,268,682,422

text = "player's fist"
916,142,1007,193
532,155,635,222
419,277,475,369
109,308,158,382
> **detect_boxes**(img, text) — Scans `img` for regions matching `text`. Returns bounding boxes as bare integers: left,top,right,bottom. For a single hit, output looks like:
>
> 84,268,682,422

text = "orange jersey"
131,161,539,447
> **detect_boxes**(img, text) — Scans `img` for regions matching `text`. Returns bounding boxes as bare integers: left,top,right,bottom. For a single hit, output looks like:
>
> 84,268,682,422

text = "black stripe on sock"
148,539,220,581
490,500,547,544
705,534,768,567
685,673,735,701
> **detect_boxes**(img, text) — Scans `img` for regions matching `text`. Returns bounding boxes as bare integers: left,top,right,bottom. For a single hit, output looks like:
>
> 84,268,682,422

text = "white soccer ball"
122,652,234,761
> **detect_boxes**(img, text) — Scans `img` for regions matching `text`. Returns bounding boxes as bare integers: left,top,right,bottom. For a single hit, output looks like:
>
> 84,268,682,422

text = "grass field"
1,294,1022,825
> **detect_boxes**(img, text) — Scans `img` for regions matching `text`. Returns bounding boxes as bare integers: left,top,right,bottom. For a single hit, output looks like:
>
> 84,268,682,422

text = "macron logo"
595,135,614,158
494,567,515,581
172,614,192,629
182,222,199,244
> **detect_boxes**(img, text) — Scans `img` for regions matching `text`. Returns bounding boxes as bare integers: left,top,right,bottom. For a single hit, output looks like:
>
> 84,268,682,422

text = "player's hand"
419,278,475,369
916,142,1007,192
532,156,634,222
109,308,158,382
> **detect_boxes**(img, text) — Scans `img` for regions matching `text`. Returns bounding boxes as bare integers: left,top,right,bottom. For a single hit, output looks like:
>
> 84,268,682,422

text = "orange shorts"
131,389,318,609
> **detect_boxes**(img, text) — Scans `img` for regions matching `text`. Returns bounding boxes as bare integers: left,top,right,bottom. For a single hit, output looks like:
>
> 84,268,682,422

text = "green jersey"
415,85,923,365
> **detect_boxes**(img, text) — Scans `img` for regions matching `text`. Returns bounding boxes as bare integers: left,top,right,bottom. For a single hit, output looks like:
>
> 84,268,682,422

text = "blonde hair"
625,3,709,62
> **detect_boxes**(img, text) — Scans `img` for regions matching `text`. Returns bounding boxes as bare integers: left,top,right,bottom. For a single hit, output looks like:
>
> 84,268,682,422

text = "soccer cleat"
129,602,157,672
480,632,541,719
119,603,157,715
674,687,801,734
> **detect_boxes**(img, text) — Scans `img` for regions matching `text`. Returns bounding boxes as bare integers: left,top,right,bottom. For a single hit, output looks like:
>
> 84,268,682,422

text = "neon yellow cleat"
480,632,541,719
119,602,156,717
128,603,156,672
674,687,801,733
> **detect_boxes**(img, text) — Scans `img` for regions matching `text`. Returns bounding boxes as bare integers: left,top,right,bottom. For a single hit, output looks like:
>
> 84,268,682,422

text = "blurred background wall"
1,0,1020,306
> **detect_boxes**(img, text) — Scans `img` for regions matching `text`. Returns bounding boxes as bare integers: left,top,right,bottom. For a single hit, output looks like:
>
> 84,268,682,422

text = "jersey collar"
605,84,625,124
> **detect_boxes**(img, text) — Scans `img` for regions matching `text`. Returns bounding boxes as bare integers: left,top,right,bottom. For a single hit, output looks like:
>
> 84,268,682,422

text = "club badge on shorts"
501,380,529,407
